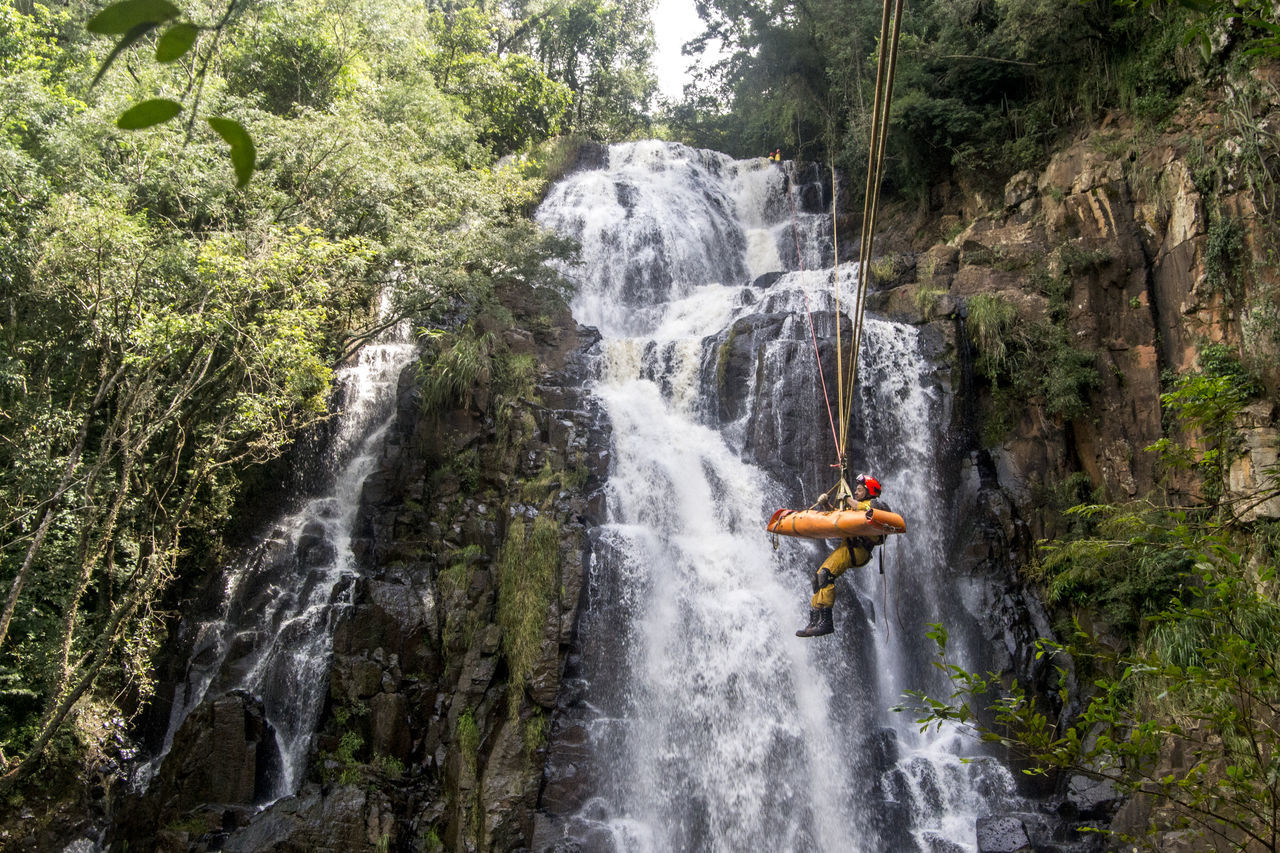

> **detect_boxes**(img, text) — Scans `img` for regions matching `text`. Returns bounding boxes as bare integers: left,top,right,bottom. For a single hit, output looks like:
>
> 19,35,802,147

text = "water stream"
535,141,1019,851
142,330,416,800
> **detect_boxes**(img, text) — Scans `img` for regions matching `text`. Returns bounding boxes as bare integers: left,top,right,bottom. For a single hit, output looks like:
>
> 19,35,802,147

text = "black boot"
796,607,833,638
795,609,820,637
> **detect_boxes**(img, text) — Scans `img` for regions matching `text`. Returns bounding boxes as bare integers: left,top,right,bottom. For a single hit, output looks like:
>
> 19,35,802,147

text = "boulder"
219,784,391,852
150,690,282,811
976,815,1033,853
1066,774,1123,819
369,692,411,762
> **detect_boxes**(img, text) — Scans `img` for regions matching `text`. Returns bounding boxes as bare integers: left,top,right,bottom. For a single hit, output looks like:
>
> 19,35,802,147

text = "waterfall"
141,329,416,800
535,141,1020,851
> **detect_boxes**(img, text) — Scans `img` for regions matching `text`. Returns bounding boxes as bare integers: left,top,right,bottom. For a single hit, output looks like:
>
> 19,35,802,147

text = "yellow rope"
832,151,844,465
839,0,905,460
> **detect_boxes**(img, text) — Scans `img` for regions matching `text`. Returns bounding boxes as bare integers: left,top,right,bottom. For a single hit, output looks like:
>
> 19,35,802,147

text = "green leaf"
207,117,256,188
90,22,157,89
1198,31,1213,64
117,98,182,129
155,22,198,62
87,0,179,34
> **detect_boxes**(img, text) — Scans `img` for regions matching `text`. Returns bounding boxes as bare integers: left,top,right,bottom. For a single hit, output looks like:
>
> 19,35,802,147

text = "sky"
652,0,716,100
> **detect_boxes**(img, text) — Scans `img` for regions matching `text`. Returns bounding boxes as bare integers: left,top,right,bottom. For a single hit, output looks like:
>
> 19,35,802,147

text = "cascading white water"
144,331,416,799
536,141,1020,851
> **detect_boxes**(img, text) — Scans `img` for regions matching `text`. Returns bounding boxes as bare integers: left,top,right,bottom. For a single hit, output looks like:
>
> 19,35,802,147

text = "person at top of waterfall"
768,148,782,163
796,473,888,638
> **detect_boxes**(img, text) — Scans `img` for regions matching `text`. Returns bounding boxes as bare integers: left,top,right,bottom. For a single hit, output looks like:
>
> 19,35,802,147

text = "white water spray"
536,142,1019,851
144,329,416,799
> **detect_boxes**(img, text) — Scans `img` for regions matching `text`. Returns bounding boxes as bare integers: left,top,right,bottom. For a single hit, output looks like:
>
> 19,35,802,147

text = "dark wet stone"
976,815,1032,853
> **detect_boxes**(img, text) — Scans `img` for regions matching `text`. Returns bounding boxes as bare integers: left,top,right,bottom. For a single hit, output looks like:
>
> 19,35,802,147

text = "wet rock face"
216,785,393,853
112,691,283,850
709,309,853,490
163,691,283,809
977,815,1033,853
305,293,608,852
108,284,610,852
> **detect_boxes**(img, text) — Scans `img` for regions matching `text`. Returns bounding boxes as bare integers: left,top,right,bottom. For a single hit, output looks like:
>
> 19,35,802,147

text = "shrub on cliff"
900,348,1280,851
963,292,1100,442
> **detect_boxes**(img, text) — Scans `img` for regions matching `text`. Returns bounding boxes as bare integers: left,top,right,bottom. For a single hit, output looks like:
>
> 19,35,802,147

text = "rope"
881,547,889,639
893,536,907,634
785,167,842,463
832,152,844,467
840,0,906,460
770,0,905,500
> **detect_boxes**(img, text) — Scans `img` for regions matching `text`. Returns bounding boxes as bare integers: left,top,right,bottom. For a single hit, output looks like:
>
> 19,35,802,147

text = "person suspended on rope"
796,473,889,638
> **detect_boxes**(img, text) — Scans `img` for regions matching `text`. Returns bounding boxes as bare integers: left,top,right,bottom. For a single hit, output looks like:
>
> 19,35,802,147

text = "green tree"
0,205,361,788
672,0,1218,197
511,0,656,138
0,0,581,790
221,0,357,116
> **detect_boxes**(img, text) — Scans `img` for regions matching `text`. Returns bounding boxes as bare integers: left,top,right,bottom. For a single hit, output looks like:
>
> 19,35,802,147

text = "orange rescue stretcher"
766,506,907,539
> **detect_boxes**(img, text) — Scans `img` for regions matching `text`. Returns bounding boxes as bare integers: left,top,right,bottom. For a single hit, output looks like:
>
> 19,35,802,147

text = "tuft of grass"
458,710,479,777
913,285,948,321
1057,243,1113,275
965,293,1019,376
868,255,898,284
494,352,537,400
418,330,494,415
497,515,560,717
522,711,547,764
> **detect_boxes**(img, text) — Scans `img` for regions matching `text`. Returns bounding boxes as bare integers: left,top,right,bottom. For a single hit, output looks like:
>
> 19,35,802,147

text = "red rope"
785,168,842,465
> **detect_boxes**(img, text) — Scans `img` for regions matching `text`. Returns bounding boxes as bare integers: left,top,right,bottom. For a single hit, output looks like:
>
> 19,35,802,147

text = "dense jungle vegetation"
2,0,1279,847
0,0,650,792
675,0,1280,199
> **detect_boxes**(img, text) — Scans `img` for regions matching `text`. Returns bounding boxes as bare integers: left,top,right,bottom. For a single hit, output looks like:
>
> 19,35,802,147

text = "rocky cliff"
866,63,1280,847
874,64,1279,528
101,281,609,853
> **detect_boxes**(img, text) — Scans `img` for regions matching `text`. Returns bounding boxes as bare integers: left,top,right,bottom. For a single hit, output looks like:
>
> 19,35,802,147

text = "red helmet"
856,473,881,497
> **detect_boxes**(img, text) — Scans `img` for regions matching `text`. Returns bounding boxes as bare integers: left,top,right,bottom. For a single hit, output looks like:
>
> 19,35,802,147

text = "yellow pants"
810,541,871,608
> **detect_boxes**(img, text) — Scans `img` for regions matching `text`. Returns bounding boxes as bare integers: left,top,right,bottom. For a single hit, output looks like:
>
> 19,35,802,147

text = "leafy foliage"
1149,345,1258,506
669,0,1275,199
497,515,560,717
0,0,626,791
963,291,1099,440
1203,214,1247,306
907,517,1280,851
901,364,1280,850
86,0,255,186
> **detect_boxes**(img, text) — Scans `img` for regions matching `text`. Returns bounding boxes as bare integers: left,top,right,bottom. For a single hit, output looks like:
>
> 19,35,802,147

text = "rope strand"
831,155,845,465
843,0,905,457
785,168,842,462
